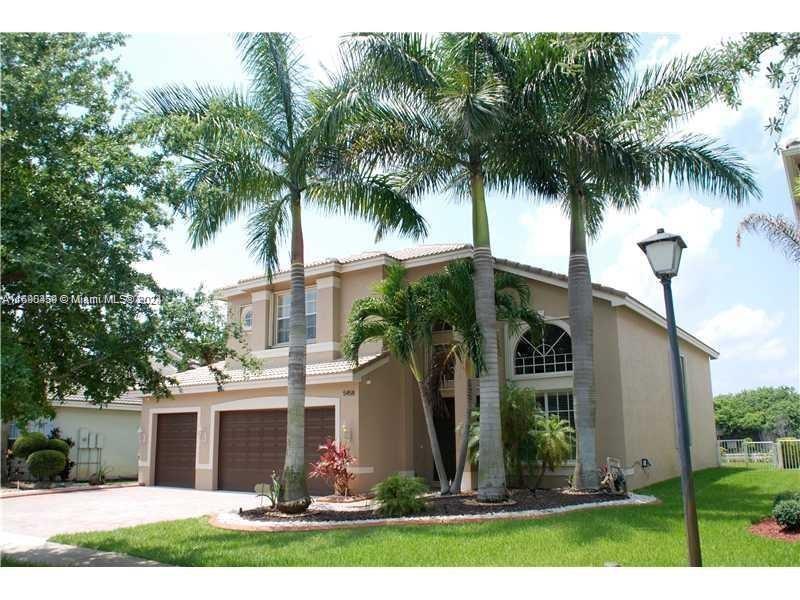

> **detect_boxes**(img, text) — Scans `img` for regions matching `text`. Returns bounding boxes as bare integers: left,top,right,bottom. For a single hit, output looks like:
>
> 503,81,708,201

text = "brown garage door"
155,412,197,488
217,407,335,494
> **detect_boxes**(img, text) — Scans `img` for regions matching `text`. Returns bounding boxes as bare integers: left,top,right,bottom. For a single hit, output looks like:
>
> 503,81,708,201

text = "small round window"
241,307,253,330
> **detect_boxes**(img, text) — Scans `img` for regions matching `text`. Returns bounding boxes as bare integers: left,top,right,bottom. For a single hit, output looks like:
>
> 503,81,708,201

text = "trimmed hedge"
11,432,49,459
372,474,428,517
773,499,800,531
772,490,800,509
26,449,66,481
46,438,71,457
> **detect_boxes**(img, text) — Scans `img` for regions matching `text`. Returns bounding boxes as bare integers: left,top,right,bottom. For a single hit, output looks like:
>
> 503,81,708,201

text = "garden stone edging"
208,492,660,533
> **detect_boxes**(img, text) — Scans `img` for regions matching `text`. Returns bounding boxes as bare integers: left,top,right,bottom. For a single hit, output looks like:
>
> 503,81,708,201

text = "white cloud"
697,304,787,361
519,205,570,260
594,193,724,307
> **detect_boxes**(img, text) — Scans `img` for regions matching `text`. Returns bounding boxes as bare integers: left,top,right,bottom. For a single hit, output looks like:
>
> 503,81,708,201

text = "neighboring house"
137,244,720,494
781,139,800,219
3,392,142,482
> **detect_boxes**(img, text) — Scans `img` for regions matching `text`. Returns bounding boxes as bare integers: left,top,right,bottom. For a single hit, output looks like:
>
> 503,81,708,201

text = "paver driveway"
1,486,259,538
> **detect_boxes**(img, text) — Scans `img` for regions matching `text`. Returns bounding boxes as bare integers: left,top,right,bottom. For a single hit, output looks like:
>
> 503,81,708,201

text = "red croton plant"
309,439,357,496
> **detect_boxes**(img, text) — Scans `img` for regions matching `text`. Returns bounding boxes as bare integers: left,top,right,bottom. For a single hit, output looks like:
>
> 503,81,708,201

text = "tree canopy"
714,386,800,440
1,33,252,424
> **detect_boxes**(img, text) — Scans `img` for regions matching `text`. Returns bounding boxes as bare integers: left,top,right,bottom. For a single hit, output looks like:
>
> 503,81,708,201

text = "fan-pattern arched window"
514,324,573,375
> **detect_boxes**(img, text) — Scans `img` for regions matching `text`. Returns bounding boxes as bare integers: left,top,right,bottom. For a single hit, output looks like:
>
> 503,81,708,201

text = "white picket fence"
719,438,800,470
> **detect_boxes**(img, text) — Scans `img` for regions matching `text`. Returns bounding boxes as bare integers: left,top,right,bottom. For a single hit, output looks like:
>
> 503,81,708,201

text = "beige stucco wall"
53,406,140,480
616,307,719,489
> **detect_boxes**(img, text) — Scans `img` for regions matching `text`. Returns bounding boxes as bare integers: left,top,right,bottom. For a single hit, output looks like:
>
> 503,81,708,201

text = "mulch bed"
748,518,800,543
240,488,627,524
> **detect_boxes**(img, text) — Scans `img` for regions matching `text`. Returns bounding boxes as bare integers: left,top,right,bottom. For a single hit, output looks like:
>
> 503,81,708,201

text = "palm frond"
245,194,291,277
306,175,428,241
647,134,761,204
235,32,310,145
737,212,800,262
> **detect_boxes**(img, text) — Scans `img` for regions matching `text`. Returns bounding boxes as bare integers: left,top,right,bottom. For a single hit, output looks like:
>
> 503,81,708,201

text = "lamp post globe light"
638,228,702,568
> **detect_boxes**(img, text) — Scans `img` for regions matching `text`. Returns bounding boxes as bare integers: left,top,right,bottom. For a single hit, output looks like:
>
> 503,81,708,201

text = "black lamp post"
637,228,702,567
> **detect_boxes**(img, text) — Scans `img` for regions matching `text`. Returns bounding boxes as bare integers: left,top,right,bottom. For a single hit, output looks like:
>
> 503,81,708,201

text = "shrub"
11,432,49,459
308,439,357,496
773,499,800,531
46,438,70,457
773,490,800,509
26,449,67,481
48,428,75,480
372,474,428,517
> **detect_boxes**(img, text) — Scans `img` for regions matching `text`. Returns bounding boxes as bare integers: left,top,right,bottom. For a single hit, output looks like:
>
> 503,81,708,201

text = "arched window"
514,324,573,375
241,306,253,331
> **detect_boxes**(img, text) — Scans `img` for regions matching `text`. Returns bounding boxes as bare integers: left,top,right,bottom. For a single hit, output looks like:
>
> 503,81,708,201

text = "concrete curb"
0,532,163,567
1,481,139,499
209,493,660,533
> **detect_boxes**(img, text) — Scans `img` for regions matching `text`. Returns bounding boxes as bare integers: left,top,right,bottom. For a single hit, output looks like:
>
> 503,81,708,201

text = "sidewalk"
1,532,163,567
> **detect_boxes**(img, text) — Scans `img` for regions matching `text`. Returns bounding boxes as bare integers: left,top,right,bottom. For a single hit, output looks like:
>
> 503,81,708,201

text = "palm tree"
327,33,556,501
141,33,426,511
531,414,574,491
504,34,761,489
342,264,451,493
419,260,543,493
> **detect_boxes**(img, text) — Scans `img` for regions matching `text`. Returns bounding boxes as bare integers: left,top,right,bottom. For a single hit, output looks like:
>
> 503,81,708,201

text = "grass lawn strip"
51,468,800,567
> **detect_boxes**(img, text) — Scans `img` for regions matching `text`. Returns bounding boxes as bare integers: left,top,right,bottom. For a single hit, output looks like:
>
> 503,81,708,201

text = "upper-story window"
275,288,317,345
514,323,573,375
241,306,253,331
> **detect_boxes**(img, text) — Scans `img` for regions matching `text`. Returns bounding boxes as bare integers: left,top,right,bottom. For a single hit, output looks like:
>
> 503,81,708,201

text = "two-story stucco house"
136,243,720,495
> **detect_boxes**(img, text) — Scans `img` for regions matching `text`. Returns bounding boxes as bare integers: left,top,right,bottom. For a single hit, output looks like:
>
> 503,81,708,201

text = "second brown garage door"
217,407,335,494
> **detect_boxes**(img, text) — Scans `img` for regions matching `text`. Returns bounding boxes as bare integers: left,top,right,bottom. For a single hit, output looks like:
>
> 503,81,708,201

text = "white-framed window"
9,419,56,442
275,288,317,345
241,306,253,331
535,390,576,459
514,324,573,375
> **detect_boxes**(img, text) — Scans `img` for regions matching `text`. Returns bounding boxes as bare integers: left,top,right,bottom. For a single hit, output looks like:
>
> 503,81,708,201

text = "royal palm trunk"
471,166,506,501
279,195,311,511
568,188,599,490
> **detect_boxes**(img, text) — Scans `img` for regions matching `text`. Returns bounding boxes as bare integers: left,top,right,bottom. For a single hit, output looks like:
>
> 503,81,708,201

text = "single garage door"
218,406,335,494
155,412,197,488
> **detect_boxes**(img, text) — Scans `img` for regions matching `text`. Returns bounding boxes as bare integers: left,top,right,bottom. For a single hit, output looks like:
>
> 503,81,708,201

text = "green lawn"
52,468,799,566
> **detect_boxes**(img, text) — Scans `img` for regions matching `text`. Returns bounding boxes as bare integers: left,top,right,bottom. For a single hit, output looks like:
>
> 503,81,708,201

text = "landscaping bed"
749,518,800,543
244,488,627,523
210,488,654,532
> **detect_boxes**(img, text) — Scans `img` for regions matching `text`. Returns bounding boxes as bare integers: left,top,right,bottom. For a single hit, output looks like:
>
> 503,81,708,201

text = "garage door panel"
218,407,335,494
155,412,197,488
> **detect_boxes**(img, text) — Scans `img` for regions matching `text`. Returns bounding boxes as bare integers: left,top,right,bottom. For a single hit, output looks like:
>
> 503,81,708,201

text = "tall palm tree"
142,33,426,511
505,34,761,488
326,33,555,501
419,260,543,494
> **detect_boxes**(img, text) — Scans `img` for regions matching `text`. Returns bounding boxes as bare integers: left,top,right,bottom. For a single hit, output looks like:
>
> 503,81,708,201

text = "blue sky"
118,33,799,396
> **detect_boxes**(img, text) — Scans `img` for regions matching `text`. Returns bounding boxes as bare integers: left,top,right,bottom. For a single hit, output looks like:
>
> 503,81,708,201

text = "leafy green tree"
142,33,425,511
714,386,800,440
1,33,248,428
506,33,760,489
328,33,555,501
716,33,800,142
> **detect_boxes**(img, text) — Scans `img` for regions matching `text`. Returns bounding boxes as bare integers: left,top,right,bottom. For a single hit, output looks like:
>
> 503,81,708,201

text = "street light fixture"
638,228,702,567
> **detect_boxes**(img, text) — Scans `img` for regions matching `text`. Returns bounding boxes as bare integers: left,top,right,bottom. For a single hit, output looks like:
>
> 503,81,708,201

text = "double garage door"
154,407,335,494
